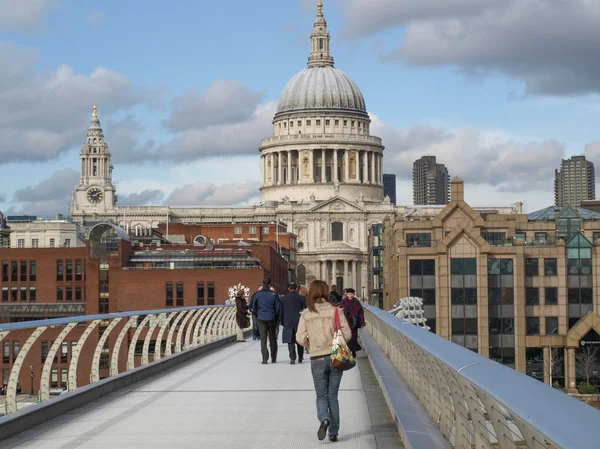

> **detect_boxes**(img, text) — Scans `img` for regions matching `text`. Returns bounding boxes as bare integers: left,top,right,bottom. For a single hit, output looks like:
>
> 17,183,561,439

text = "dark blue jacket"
252,288,280,322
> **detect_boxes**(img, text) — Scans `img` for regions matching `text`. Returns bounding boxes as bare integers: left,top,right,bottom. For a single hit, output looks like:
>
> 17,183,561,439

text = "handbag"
331,308,356,371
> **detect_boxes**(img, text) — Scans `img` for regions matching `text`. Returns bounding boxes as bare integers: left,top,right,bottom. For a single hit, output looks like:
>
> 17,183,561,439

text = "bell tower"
70,106,117,217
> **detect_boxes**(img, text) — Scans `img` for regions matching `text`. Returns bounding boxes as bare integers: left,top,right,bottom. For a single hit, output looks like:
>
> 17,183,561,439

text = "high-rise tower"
70,107,117,215
413,156,450,205
554,156,595,207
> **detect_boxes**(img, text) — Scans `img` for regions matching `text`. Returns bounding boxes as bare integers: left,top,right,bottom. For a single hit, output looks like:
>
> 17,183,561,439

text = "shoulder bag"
331,308,356,371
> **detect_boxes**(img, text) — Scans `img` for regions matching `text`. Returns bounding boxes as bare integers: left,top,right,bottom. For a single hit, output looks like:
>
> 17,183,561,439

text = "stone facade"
5,219,85,248
383,177,600,387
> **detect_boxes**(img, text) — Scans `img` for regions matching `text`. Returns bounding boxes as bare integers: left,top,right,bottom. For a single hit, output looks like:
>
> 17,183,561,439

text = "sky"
2,0,600,215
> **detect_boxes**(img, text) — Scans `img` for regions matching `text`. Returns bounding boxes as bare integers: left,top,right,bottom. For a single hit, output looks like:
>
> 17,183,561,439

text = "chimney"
450,176,464,202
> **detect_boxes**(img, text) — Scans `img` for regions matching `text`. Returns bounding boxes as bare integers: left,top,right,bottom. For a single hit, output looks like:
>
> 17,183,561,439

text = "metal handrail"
364,305,600,449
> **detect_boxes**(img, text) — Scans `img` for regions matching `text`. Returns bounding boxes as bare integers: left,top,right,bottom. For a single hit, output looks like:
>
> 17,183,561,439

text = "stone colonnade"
317,259,361,292
261,149,382,187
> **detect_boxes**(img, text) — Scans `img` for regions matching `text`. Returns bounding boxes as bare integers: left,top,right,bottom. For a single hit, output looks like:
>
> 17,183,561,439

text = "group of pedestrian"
233,277,366,442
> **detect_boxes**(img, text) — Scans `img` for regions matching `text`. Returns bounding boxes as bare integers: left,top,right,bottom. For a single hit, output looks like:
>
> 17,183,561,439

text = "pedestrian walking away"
235,289,250,342
339,288,365,357
280,283,307,364
251,278,280,364
297,280,352,442
249,284,262,340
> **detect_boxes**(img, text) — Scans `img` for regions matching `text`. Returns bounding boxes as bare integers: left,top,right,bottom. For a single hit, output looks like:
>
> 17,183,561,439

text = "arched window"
331,222,343,241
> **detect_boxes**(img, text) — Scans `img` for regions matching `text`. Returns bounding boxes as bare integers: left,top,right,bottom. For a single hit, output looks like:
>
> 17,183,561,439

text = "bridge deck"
1,340,402,448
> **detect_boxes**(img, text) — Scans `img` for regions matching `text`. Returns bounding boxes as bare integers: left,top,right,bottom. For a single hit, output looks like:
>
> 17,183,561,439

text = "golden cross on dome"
93,105,97,117
317,1,323,17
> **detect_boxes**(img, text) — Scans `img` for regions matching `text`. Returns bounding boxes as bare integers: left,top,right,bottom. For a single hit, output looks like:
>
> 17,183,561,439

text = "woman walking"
297,280,352,442
235,289,250,342
339,288,365,357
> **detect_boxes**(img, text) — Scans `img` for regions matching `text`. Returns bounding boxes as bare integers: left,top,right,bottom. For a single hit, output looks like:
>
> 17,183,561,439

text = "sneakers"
317,419,330,441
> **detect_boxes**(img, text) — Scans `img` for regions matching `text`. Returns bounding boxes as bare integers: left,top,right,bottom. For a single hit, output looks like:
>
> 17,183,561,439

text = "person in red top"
339,288,365,357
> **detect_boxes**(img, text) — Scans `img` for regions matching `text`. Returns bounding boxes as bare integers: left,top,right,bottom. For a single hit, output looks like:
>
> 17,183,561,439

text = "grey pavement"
0,340,402,448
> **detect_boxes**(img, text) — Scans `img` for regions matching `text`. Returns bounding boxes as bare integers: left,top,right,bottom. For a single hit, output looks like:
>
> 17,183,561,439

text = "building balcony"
260,133,383,149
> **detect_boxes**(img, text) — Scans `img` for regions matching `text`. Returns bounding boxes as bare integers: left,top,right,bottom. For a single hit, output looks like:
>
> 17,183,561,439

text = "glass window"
545,287,558,305
526,288,539,305
11,261,17,281
30,260,36,281
20,261,27,281
1,287,7,302
51,368,58,388
546,317,559,334
13,341,20,360
594,232,600,242
406,233,432,247
30,287,36,302
20,287,26,301
99,298,109,314
166,283,173,307
66,287,72,301
451,258,477,275
482,231,506,245
262,227,270,235
325,119,330,126
525,258,538,276
335,120,339,126
316,120,321,126
75,286,82,301
526,317,540,335
11,287,17,302
1,260,7,282
176,283,184,306
41,340,48,363
17,239,24,248
197,282,205,305
249,226,257,235
331,222,343,241
535,232,547,242
544,258,557,276
60,368,68,387
514,232,526,240
75,260,82,281
208,282,215,305
50,238,55,248
56,287,63,301
61,342,68,363
66,261,73,281
65,239,71,248
56,260,64,281
306,120,311,126
2,341,9,363
234,227,242,235
32,238,39,248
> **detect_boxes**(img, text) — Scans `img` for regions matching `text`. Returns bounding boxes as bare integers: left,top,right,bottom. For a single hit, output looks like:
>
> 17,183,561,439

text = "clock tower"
70,106,117,217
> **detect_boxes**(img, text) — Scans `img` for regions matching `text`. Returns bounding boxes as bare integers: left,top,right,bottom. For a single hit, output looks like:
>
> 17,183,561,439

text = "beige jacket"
296,301,352,357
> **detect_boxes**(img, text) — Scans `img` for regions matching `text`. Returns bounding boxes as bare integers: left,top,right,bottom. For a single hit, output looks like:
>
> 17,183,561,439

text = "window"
546,317,559,334
20,287,26,301
61,342,68,363
51,369,58,388
306,120,311,126
61,368,68,387
32,239,39,248
20,261,27,281
526,317,540,335
99,298,109,314
75,260,82,281
331,222,343,241
406,233,432,247
41,341,48,363
335,120,339,126
262,227,270,235
66,261,73,281
344,120,348,126
30,260,36,281
451,258,477,275
545,287,558,305
99,270,109,294
544,258,557,276
57,287,63,301
1,260,7,282
197,282,205,305
66,287,73,301
525,258,538,276
325,119,330,126
1,287,7,302
514,232,526,241
11,261,17,281
208,282,215,305
297,120,302,126
289,121,293,128
176,283,184,306
481,231,506,246
30,287,36,302
75,286,82,301
13,341,20,360
11,287,17,302
535,232,547,242
65,239,71,248
249,226,257,235
234,227,242,235
316,120,321,126
57,260,64,281
17,239,25,248
50,238,55,248
3,341,10,363
526,288,539,305
166,283,174,307
594,232,600,242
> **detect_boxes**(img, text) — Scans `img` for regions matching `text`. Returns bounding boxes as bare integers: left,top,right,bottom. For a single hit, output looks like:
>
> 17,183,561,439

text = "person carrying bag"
296,280,352,442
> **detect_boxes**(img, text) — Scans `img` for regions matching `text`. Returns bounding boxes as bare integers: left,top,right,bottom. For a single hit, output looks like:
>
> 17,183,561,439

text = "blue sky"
1,0,600,214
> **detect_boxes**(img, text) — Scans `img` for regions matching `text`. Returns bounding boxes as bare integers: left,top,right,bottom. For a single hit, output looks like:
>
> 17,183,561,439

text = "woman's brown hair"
307,280,333,313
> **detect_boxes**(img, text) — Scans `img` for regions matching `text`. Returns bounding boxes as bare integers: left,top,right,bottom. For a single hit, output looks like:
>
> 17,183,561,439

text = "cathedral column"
379,153,383,184
343,260,349,289
260,155,264,185
270,154,276,186
287,150,292,184
352,260,357,290
321,260,327,281
309,150,315,182
321,149,326,183
362,151,368,183
278,152,283,186
344,150,349,181
370,151,375,184
333,150,339,182
331,261,337,288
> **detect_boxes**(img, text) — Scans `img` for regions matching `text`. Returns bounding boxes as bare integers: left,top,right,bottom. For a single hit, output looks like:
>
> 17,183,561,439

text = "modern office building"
383,177,600,388
413,156,450,205
554,156,595,207
383,174,397,204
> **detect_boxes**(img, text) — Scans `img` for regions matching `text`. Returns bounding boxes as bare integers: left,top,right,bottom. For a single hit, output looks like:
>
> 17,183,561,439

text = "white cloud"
85,10,105,31
167,180,261,206
118,189,163,206
11,168,78,215
0,0,52,33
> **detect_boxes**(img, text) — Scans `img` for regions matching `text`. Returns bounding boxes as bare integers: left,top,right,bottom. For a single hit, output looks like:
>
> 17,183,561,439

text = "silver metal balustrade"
364,305,600,449
0,305,240,416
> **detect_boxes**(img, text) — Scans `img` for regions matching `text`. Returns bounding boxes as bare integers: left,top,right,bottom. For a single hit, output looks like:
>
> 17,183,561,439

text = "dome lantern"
308,1,334,68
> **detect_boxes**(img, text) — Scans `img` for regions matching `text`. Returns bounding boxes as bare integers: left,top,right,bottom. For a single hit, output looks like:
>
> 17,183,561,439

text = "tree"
576,345,599,385
545,347,564,387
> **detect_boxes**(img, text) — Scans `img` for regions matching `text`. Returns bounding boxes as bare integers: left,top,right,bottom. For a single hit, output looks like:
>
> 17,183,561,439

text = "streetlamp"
29,365,34,397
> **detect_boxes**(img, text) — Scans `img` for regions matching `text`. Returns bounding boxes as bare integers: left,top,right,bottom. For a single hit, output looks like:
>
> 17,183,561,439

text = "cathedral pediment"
308,196,366,213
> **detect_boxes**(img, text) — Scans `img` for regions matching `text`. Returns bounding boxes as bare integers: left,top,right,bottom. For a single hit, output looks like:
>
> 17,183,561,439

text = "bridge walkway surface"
0,340,403,449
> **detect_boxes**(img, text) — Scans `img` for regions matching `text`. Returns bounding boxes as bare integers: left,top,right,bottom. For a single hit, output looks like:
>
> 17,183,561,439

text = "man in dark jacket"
330,285,342,305
251,278,280,364
280,283,307,364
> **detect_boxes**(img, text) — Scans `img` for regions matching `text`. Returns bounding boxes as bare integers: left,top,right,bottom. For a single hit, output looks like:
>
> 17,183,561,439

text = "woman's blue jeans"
310,356,343,436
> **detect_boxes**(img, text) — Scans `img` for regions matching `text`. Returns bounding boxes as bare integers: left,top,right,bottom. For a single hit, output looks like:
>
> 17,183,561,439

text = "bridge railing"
0,305,240,416
364,305,600,449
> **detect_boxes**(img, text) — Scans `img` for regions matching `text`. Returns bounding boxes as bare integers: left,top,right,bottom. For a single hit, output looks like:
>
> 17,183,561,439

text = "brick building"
1,222,292,393
383,177,600,389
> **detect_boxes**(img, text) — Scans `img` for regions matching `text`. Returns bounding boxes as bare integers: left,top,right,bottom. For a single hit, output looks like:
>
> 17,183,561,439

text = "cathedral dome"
276,66,366,116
